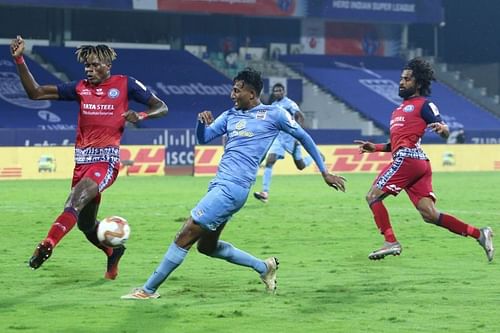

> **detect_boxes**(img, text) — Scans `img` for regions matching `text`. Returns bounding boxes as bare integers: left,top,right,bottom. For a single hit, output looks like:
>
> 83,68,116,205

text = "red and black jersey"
389,96,443,154
57,75,152,149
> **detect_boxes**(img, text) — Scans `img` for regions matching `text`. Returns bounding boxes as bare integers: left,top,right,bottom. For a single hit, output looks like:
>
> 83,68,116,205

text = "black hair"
272,82,285,91
75,44,117,64
404,57,435,96
233,67,263,96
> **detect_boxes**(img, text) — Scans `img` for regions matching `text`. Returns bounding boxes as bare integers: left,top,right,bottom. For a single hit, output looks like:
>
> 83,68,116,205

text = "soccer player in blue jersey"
122,68,346,299
254,83,316,203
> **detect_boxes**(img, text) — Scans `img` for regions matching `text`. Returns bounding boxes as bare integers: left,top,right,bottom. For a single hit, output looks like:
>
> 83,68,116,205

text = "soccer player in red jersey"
10,36,168,279
355,58,494,262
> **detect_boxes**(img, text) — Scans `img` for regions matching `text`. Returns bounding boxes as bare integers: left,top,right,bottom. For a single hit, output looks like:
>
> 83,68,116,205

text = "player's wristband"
14,56,25,65
374,144,386,152
138,112,148,120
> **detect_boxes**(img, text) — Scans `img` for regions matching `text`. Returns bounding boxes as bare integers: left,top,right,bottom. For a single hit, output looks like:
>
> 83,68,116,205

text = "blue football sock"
143,242,188,293
262,166,273,193
209,240,266,274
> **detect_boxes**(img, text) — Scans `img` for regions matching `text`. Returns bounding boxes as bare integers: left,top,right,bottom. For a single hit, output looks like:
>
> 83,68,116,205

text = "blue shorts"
268,132,297,159
190,179,249,231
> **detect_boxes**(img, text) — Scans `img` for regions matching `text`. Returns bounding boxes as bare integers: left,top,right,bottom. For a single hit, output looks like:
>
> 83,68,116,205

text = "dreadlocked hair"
404,57,435,96
75,44,117,64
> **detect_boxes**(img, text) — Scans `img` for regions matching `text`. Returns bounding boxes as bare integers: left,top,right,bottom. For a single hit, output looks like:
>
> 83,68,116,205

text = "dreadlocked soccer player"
10,35,168,279
355,58,494,262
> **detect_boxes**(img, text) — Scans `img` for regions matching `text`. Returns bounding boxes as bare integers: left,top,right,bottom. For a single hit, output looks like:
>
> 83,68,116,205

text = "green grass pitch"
0,172,498,333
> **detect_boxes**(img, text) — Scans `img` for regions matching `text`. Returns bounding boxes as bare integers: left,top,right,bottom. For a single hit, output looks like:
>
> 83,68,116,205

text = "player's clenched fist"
198,111,214,125
11,35,25,58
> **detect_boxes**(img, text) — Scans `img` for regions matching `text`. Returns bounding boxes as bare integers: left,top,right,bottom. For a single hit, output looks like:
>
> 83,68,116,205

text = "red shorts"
374,156,436,206
71,163,119,203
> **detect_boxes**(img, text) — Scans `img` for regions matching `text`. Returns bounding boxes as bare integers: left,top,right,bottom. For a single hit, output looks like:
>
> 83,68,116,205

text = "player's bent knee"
419,211,438,224
366,195,379,205
196,243,215,256
77,220,95,233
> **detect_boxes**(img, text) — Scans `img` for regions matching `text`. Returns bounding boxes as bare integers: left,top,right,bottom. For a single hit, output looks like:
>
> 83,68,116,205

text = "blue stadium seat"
31,46,234,129
0,45,76,129
280,55,500,132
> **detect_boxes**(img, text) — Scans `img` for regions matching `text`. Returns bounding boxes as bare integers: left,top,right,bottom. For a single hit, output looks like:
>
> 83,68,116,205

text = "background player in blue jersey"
254,83,317,203
122,68,346,299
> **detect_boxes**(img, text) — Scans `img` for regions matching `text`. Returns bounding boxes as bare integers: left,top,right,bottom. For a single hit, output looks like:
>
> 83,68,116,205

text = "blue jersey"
196,103,325,188
272,96,300,117
272,96,301,146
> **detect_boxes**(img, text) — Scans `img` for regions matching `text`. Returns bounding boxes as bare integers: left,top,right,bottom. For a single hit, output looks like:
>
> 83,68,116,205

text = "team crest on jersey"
256,110,267,120
108,88,120,99
235,120,246,130
403,105,415,113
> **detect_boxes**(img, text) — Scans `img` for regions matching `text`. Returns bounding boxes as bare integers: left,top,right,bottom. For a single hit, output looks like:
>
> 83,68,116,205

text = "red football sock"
438,213,481,239
46,208,78,246
369,200,397,243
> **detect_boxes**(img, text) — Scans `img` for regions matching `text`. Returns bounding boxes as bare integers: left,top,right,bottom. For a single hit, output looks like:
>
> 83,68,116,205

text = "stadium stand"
280,54,500,132
33,46,235,129
0,45,76,129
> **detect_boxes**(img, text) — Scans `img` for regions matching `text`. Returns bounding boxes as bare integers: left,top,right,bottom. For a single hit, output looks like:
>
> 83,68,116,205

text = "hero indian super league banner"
308,0,443,24
0,0,443,23
150,0,442,23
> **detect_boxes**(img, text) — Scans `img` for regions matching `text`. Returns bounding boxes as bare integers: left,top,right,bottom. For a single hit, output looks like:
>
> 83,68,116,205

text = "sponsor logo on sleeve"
429,102,440,116
256,110,267,120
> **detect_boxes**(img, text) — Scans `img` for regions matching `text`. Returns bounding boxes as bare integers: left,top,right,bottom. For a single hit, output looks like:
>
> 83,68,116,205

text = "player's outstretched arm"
197,110,214,125
292,127,346,192
122,95,168,123
196,110,227,144
354,140,391,153
428,122,449,139
10,35,59,100
321,171,346,192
